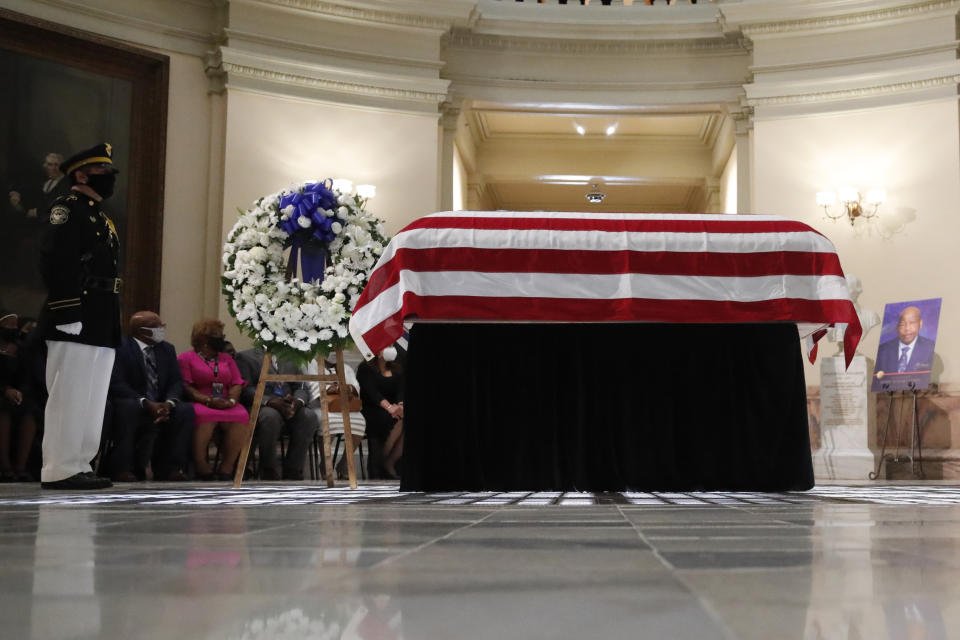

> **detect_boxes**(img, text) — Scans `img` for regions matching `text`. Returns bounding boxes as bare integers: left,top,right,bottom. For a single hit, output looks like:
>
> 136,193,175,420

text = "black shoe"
41,472,113,490
282,468,304,481
260,467,281,481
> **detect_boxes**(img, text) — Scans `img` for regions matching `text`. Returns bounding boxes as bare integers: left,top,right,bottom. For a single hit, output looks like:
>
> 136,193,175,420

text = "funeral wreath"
222,179,388,364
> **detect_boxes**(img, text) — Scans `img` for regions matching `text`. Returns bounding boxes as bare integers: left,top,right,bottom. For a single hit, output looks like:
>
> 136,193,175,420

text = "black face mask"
86,173,116,199
0,327,20,343
208,336,227,353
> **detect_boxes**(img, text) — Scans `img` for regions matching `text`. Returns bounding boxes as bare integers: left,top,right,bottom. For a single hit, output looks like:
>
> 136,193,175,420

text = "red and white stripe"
349,211,862,365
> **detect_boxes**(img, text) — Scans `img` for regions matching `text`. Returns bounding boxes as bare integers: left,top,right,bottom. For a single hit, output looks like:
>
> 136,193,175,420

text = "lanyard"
202,354,219,379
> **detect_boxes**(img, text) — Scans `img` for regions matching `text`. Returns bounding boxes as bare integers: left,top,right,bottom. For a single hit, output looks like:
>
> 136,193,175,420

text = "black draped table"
400,322,813,492
349,212,861,492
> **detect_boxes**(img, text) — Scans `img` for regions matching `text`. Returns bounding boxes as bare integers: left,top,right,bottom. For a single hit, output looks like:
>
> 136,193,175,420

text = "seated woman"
304,356,365,479
177,319,250,480
357,347,404,479
0,311,38,482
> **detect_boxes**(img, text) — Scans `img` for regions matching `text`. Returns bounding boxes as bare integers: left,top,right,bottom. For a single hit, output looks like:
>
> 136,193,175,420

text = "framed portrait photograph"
871,297,942,392
0,9,167,322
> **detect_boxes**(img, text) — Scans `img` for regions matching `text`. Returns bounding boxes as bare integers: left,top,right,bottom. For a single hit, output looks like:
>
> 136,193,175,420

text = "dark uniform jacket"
38,193,122,348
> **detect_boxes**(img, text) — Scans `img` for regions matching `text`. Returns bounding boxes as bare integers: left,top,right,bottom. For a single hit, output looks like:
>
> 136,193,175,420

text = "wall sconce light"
816,187,886,225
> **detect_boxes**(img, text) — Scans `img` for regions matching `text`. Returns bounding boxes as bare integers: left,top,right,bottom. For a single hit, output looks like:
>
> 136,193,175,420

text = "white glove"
56,322,83,335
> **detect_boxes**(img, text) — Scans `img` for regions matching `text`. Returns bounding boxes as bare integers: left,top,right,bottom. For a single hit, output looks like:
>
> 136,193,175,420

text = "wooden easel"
232,347,358,489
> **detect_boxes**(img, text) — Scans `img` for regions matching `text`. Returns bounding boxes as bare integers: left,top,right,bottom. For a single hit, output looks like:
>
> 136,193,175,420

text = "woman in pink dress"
177,319,250,480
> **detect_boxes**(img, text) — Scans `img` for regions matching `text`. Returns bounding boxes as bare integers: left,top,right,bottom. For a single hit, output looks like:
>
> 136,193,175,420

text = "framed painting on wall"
0,9,168,323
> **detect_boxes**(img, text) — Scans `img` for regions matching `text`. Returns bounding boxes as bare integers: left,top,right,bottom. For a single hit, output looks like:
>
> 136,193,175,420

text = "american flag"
349,212,862,366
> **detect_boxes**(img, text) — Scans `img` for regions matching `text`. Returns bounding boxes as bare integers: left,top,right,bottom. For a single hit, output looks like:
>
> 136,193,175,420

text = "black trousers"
105,399,193,478
254,406,318,476
401,322,813,492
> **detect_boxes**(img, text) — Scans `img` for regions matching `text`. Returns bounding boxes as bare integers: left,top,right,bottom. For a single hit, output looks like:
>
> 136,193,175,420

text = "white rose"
297,215,312,228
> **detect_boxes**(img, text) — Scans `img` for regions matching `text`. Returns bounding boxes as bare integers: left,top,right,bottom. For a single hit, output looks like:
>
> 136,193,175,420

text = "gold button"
88,200,95,206
83,290,88,294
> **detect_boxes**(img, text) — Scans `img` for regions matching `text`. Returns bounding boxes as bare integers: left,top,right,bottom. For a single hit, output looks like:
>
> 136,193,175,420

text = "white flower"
225,177,388,358
331,178,353,194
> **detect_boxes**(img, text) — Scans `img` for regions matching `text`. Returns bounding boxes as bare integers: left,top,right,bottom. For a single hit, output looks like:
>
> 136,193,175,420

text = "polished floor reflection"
1,483,957,639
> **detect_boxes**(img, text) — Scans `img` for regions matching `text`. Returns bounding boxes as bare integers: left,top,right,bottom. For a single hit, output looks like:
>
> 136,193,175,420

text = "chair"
311,409,367,480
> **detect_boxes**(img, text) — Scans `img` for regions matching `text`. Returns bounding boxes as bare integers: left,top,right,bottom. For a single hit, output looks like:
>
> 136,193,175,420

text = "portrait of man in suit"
872,299,942,392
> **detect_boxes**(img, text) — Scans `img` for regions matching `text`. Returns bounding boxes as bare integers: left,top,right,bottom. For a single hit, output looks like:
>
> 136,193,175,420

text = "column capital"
439,100,463,131
731,105,754,135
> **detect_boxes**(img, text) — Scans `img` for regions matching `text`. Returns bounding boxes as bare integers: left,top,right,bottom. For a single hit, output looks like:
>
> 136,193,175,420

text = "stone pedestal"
813,355,875,480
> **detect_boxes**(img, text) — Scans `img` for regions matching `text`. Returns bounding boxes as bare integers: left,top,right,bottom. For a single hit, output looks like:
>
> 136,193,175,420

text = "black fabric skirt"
400,322,813,492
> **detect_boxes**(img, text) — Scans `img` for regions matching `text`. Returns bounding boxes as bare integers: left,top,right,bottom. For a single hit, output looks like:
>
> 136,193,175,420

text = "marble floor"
1,483,958,639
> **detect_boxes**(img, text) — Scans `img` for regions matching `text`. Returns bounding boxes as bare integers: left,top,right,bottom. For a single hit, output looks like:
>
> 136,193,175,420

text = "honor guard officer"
38,143,122,489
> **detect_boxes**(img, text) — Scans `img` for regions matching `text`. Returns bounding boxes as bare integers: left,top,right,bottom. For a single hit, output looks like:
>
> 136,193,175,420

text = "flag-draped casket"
349,212,861,364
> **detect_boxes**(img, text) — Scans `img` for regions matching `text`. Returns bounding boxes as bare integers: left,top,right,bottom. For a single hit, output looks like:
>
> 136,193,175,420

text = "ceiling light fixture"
585,183,606,204
574,123,586,136
605,122,619,136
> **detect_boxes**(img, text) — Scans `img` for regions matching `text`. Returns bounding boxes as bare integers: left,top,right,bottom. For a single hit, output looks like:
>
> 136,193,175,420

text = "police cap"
60,143,119,176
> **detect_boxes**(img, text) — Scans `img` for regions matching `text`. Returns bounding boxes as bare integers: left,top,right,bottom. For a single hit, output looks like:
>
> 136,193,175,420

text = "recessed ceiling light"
605,122,619,136
574,123,586,136
585,183,606,204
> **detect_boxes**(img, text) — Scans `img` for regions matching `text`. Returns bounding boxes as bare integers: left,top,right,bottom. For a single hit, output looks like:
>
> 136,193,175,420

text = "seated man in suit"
105,311,194,480
875,306,936,377
235,348,318,480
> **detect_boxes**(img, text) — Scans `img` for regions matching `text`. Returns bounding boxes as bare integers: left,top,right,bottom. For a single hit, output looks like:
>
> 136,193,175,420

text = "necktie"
144,346,160,400
897,346,910,373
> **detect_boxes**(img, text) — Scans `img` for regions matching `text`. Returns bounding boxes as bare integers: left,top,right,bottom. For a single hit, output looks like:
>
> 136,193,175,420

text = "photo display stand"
869,387,924,480
232,347,358,489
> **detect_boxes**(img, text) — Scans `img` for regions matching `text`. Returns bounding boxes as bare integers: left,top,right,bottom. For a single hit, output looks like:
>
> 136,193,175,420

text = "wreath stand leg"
233,353,272,489
318,377,335,487
334,347,358,489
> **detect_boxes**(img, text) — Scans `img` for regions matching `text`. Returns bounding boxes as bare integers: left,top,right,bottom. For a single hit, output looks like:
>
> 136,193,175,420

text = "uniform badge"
101,212,118,238
49,205,70,225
